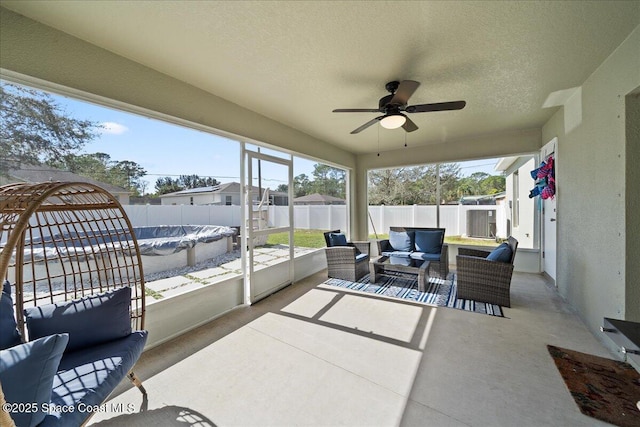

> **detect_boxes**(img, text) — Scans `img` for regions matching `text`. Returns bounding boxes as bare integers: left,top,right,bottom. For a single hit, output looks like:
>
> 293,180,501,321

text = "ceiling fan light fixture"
380,113,407,129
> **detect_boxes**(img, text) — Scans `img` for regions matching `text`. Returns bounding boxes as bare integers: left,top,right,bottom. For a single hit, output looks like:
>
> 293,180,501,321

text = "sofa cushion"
24,287,132,352
389,230,414,251
414,230,444,254
328,232,348,247
355,253,369,263
410,252,442,262
1,280,22,350
486,242,513,263
0,333,69,427
40,330,148,427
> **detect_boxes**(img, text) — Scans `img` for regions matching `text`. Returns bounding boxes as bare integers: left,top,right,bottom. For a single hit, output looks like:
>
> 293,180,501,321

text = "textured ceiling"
2,1,639,154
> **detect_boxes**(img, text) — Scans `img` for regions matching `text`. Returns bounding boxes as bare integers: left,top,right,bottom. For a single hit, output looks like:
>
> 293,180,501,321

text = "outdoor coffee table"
370,255,430,292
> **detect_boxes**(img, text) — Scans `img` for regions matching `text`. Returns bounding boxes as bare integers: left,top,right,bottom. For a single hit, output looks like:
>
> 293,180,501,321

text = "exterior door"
541,138,557,283
243,148,294,304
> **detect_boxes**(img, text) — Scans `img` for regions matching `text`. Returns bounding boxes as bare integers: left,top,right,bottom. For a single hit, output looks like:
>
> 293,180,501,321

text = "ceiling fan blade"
406,100,466,113
350,116,384,134
402,116,419,133
333,108,380,113
389,80,420,105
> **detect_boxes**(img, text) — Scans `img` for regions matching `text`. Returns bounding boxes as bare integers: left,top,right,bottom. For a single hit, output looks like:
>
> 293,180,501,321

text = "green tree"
368,168,406,205
155,177,183,195
310,164,346,198
367,163,510,205
177,174,220,189
112,160,147,193
0,83,101,174
293,173,312,197
479,175,506,195
49,153,147,196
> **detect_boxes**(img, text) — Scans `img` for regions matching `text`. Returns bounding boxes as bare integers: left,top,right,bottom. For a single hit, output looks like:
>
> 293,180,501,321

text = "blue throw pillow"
414,230,443,254
389,230,413,251
486,243,513,263
24,287,132,352
1,280,22,350
329,233,348,247
0,333,69,427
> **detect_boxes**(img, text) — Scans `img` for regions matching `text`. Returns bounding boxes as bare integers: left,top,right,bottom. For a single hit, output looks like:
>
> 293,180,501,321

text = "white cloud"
101,122,129,135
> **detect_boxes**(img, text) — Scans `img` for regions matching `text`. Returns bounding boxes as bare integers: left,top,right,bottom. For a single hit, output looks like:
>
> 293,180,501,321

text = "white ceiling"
2,1,639,154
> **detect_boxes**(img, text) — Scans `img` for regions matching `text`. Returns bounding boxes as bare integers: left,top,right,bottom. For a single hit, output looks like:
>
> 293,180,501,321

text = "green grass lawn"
266,229,498,248
266,229,327,248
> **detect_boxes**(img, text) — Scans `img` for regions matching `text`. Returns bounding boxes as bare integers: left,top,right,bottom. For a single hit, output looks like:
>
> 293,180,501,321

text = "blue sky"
48,90,499,193
52,93,318,193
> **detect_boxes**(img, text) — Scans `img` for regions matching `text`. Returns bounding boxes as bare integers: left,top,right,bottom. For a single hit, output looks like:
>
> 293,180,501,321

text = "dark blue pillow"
1,280,22,350
414,230,443,254
389,230,414,251
0,333,69,427
24,287,132,352
486,243,513,263
329,233,348,247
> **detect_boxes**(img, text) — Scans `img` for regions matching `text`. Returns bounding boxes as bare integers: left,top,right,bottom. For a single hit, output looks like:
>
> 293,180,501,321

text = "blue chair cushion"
486,242,513,263
39,330,148,427
1,280,22,350
0,333,69,427
389,231,414,251
24,287,132,353
355,253,369,263
410,252,442,262
328,233,348,247
414,230,444,254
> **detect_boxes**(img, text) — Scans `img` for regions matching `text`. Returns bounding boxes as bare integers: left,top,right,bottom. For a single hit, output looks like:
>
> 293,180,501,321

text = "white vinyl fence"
123,204,507,238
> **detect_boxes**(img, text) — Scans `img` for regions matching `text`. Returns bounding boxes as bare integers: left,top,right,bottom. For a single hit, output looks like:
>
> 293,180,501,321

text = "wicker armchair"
456,236,518,307
377,227,449,279
323,230,371,282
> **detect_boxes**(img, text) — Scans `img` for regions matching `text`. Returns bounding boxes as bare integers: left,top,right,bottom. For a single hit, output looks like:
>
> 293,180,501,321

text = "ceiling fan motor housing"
379,94,397,111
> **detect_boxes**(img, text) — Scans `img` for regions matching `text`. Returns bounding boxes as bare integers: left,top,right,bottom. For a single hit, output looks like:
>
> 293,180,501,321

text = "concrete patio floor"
89,269,615,426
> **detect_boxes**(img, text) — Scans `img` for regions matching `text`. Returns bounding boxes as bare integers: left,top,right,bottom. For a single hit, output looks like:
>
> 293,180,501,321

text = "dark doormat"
547,345,640,427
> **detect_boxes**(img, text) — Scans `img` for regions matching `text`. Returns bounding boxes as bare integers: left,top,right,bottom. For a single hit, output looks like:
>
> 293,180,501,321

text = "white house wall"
503,157,537,250
542,25,640,331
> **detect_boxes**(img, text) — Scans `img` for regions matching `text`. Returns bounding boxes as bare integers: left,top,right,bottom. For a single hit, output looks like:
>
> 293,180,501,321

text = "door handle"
550,218,556,222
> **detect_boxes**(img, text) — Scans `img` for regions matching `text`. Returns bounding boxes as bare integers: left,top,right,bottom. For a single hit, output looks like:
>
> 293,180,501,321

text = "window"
368,157,536,248
190,197,194,205
225,195,232,206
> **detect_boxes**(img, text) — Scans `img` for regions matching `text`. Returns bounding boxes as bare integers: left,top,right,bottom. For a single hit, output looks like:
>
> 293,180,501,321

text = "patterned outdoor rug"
323,272,505,317
548,345,640,427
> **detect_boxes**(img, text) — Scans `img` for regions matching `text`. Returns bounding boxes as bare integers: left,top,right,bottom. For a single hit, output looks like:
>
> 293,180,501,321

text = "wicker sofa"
323,230,371,282
376,227,449,279
456,236,519,307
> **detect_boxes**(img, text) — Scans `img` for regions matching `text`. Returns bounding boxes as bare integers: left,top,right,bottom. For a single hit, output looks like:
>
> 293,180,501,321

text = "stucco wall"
542,26,640,332
626,90,640,321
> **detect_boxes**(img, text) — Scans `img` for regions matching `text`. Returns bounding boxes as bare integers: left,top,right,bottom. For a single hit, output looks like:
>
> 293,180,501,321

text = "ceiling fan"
333,80,466,134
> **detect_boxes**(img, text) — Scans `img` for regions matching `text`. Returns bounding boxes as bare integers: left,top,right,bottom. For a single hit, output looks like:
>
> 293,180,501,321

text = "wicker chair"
377,227,450,279
323,230,370,282
0,182,147,426
456,236,518,307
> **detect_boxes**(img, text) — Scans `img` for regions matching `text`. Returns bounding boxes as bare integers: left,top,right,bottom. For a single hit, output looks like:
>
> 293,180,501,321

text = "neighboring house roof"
293,193,345,204
3,164,130,195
